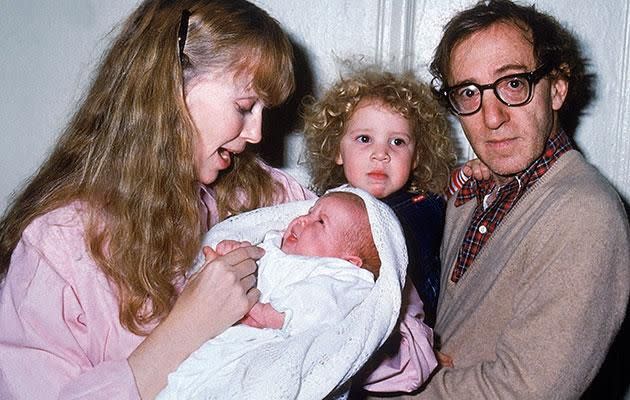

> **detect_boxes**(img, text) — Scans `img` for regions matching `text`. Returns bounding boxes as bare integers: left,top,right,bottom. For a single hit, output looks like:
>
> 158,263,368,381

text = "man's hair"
326,192,381,278
430,0,594,135
302,65,456,196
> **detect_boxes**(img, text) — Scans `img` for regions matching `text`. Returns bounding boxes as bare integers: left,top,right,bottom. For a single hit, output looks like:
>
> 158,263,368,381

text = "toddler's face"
335,100,416,198
281,195,358,260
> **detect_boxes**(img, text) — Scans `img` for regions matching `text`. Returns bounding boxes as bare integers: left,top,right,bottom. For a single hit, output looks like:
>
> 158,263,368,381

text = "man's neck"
491,173,515,186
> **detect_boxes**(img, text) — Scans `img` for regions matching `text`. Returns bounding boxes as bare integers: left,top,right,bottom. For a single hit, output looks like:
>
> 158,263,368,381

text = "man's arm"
419,188,630,399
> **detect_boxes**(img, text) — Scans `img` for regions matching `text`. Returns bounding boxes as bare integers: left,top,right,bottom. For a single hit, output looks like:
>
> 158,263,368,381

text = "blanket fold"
159,185,407,399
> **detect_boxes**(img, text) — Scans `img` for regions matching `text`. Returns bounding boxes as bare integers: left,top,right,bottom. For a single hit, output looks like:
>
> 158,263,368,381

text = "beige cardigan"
419,151,630,399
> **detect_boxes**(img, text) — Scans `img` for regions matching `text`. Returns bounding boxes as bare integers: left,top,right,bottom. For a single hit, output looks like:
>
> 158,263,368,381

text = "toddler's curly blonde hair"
302,66,456,196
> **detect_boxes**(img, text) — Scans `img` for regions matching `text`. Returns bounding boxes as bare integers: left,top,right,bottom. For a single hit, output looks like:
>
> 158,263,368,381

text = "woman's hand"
128,244,264,399
215,240,252,255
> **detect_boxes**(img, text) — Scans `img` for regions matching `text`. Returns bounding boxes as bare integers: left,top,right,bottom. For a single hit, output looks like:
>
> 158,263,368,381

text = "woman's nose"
241,109,262,144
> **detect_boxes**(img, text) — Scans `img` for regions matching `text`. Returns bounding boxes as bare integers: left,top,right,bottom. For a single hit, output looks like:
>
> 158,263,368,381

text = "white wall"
253,0,630,207
0,0,140,210
2,1,629,211
0,0,628,397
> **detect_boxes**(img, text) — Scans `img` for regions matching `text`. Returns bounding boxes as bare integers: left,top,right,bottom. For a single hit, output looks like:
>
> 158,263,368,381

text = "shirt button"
478,225,487,234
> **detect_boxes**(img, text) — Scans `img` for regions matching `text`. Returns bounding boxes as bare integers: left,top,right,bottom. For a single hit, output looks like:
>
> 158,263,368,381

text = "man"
411,0,629,398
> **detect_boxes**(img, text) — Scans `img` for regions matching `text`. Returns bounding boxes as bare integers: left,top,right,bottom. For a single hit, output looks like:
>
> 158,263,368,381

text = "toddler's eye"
356,135,370,143
391,138,406,146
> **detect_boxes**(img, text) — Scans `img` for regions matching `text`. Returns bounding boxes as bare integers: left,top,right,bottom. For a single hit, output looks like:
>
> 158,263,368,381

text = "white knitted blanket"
160,185,407,399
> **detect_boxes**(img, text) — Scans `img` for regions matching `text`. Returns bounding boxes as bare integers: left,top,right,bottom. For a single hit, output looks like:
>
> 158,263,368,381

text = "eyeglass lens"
448,73,533,115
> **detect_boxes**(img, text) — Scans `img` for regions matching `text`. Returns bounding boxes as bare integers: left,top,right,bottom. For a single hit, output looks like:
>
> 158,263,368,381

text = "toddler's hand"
436,350,454,368
462,158,491,181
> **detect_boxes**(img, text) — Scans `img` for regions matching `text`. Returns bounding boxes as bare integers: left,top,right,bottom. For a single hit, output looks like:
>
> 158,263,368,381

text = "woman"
0,1,312,398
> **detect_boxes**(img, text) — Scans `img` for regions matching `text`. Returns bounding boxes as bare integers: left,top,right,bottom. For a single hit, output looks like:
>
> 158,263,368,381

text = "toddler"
303,66,456,326
302,65,456,393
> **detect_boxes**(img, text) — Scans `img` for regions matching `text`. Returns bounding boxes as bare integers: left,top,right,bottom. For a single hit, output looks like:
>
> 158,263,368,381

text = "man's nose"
480,92,509,130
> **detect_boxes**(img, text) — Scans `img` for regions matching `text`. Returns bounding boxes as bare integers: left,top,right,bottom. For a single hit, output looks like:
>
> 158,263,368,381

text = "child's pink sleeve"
359,281,438,393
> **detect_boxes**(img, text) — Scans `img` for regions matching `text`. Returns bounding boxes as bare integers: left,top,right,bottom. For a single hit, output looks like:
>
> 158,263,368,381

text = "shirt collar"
455,129,574,207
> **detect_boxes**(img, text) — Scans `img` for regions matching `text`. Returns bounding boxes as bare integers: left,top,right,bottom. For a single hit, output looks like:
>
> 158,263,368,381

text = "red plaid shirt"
450,130,574,283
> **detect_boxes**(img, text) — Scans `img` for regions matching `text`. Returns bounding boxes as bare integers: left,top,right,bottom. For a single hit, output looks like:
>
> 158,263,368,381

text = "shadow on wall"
560,35,597,140
573,52,629,398
582,301,630,400
255,39,314,168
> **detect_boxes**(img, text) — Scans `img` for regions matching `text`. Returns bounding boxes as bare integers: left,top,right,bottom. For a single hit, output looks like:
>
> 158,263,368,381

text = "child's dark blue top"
381,190,445,327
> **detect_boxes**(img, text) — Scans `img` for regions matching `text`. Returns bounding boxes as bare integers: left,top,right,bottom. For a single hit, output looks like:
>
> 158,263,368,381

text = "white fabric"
158,185,408,400
258,231,375,335
158,231,375,399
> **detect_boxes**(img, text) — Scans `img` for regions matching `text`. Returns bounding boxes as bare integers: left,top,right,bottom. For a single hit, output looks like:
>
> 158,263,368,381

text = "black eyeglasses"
440,64,551,116
177,9,191,64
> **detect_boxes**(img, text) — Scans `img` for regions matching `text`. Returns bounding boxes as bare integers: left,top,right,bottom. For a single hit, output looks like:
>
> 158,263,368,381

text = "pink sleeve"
259,160,317,202
200,159,316,227
0,207,142,400
358,280,438,393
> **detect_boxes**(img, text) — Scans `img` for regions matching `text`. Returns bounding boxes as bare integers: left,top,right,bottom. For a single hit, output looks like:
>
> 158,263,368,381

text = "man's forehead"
448,21,536,83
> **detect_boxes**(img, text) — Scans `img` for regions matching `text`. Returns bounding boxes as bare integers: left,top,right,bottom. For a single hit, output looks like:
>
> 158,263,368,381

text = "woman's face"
186,71,264,185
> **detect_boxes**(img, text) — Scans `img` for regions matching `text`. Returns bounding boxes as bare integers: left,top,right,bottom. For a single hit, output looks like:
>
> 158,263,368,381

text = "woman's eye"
236,102,255,114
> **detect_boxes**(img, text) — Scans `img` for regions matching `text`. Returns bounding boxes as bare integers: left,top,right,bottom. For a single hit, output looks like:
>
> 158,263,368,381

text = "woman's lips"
217,148,232,169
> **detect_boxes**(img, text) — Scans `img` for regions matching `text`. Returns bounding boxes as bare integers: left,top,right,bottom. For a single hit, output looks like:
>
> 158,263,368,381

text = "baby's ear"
344,255,363,267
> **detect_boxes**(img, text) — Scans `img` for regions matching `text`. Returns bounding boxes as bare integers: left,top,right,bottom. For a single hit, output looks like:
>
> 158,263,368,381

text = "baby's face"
281,195,358,258
335,100,416,198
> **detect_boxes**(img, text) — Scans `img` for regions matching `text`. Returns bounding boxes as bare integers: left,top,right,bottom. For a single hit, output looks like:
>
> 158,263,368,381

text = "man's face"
448,22,568,184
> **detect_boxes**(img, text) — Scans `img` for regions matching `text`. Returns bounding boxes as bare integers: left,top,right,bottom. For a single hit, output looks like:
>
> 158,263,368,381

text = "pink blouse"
0,165,314,400
0,163,436,398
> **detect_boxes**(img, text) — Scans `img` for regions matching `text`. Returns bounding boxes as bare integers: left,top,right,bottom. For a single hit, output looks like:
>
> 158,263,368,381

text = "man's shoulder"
544,150,623,207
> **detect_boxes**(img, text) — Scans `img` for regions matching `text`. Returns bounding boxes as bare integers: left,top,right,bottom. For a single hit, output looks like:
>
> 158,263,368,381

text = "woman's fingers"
213,245,264,279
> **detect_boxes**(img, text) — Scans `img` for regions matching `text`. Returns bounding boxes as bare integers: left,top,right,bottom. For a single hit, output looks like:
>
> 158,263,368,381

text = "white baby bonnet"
183,185,408,399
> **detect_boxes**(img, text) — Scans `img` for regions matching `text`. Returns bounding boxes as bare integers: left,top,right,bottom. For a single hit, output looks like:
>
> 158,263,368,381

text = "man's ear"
344,255,363,267
551,63,570,111
335,152,343,165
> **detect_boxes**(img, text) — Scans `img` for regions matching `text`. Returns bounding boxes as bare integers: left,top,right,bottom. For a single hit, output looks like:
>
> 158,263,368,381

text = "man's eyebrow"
495,63,530,75
452,63,531,86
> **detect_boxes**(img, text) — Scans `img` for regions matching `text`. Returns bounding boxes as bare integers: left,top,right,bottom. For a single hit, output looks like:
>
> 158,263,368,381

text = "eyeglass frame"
437,64,552,116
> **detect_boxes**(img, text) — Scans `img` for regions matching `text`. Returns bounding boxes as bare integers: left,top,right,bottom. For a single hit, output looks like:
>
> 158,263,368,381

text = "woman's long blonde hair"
303,66,456,196
0,0,294,335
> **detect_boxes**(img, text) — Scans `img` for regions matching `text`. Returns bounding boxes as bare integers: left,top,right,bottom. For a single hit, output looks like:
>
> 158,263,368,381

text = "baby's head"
281,192,381,277
303,66,456,198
